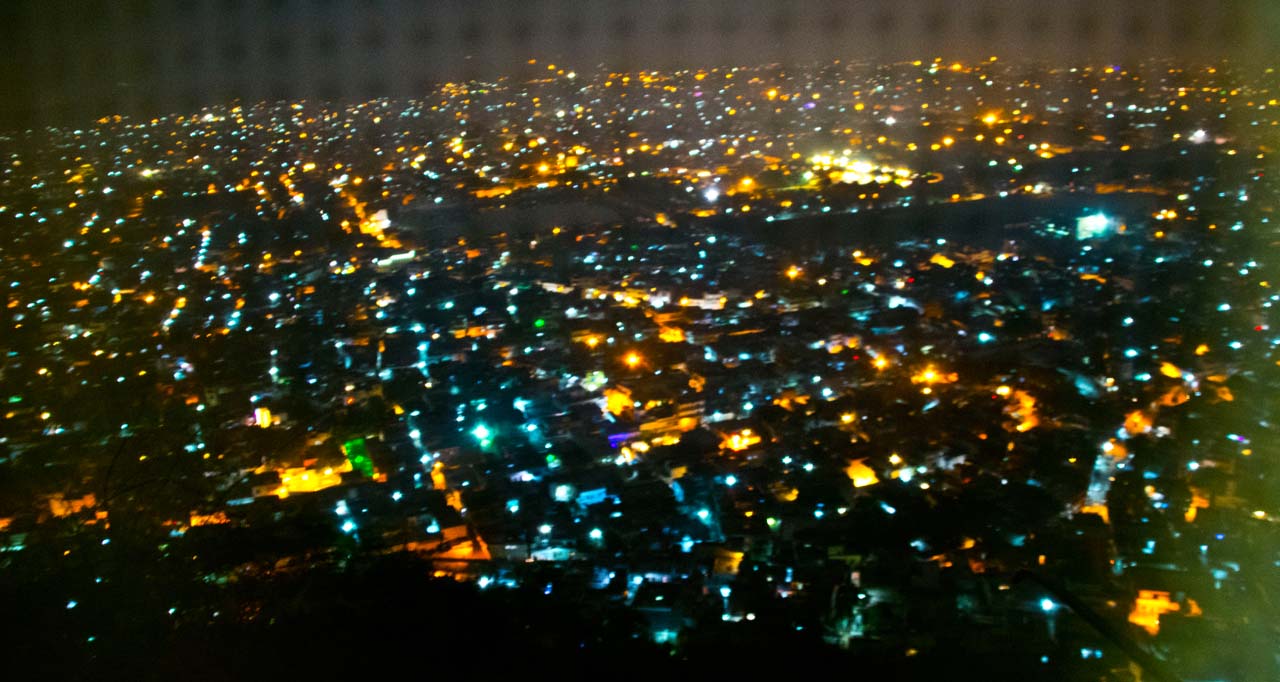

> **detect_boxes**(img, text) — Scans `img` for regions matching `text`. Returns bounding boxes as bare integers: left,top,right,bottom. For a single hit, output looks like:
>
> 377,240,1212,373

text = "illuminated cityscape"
2,57,1278,679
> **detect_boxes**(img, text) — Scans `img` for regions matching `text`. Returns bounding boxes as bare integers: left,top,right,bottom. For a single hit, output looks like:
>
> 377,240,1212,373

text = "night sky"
2,0,1278,130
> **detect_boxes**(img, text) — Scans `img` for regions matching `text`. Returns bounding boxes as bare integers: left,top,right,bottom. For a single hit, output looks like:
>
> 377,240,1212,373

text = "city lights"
2,47,1267,674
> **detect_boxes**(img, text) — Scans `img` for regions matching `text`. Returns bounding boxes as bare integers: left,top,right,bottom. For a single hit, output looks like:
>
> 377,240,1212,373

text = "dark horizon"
3,0,1280,131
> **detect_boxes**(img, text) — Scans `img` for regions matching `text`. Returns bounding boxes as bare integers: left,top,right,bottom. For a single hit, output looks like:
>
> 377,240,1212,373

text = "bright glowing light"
703,187,720,203
846,459,880,488
912,366,956,386
341,519,357,533
1040,598,1057,613
588,528,604,541
725,474,738,486
1077,213,1112,239
722,429,761,452
624,352,641,368
538,523,552,534
471,424,491,441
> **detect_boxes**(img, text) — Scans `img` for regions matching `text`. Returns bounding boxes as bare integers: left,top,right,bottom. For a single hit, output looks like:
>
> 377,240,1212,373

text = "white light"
703,187,720,203
471,424,491,441
538,524,552,535
720,586,732,598
341,520,357,533
1077,213,1110,238
588,528,603,541
1040,598,1057,613
696,509,710,521
725,474,738,486
67,600,78,609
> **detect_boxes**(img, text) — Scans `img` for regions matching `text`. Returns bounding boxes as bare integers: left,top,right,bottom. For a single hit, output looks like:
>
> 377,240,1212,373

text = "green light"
472,424,491,441
7,395,20,404
341,438,375,478
534,318,546,328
